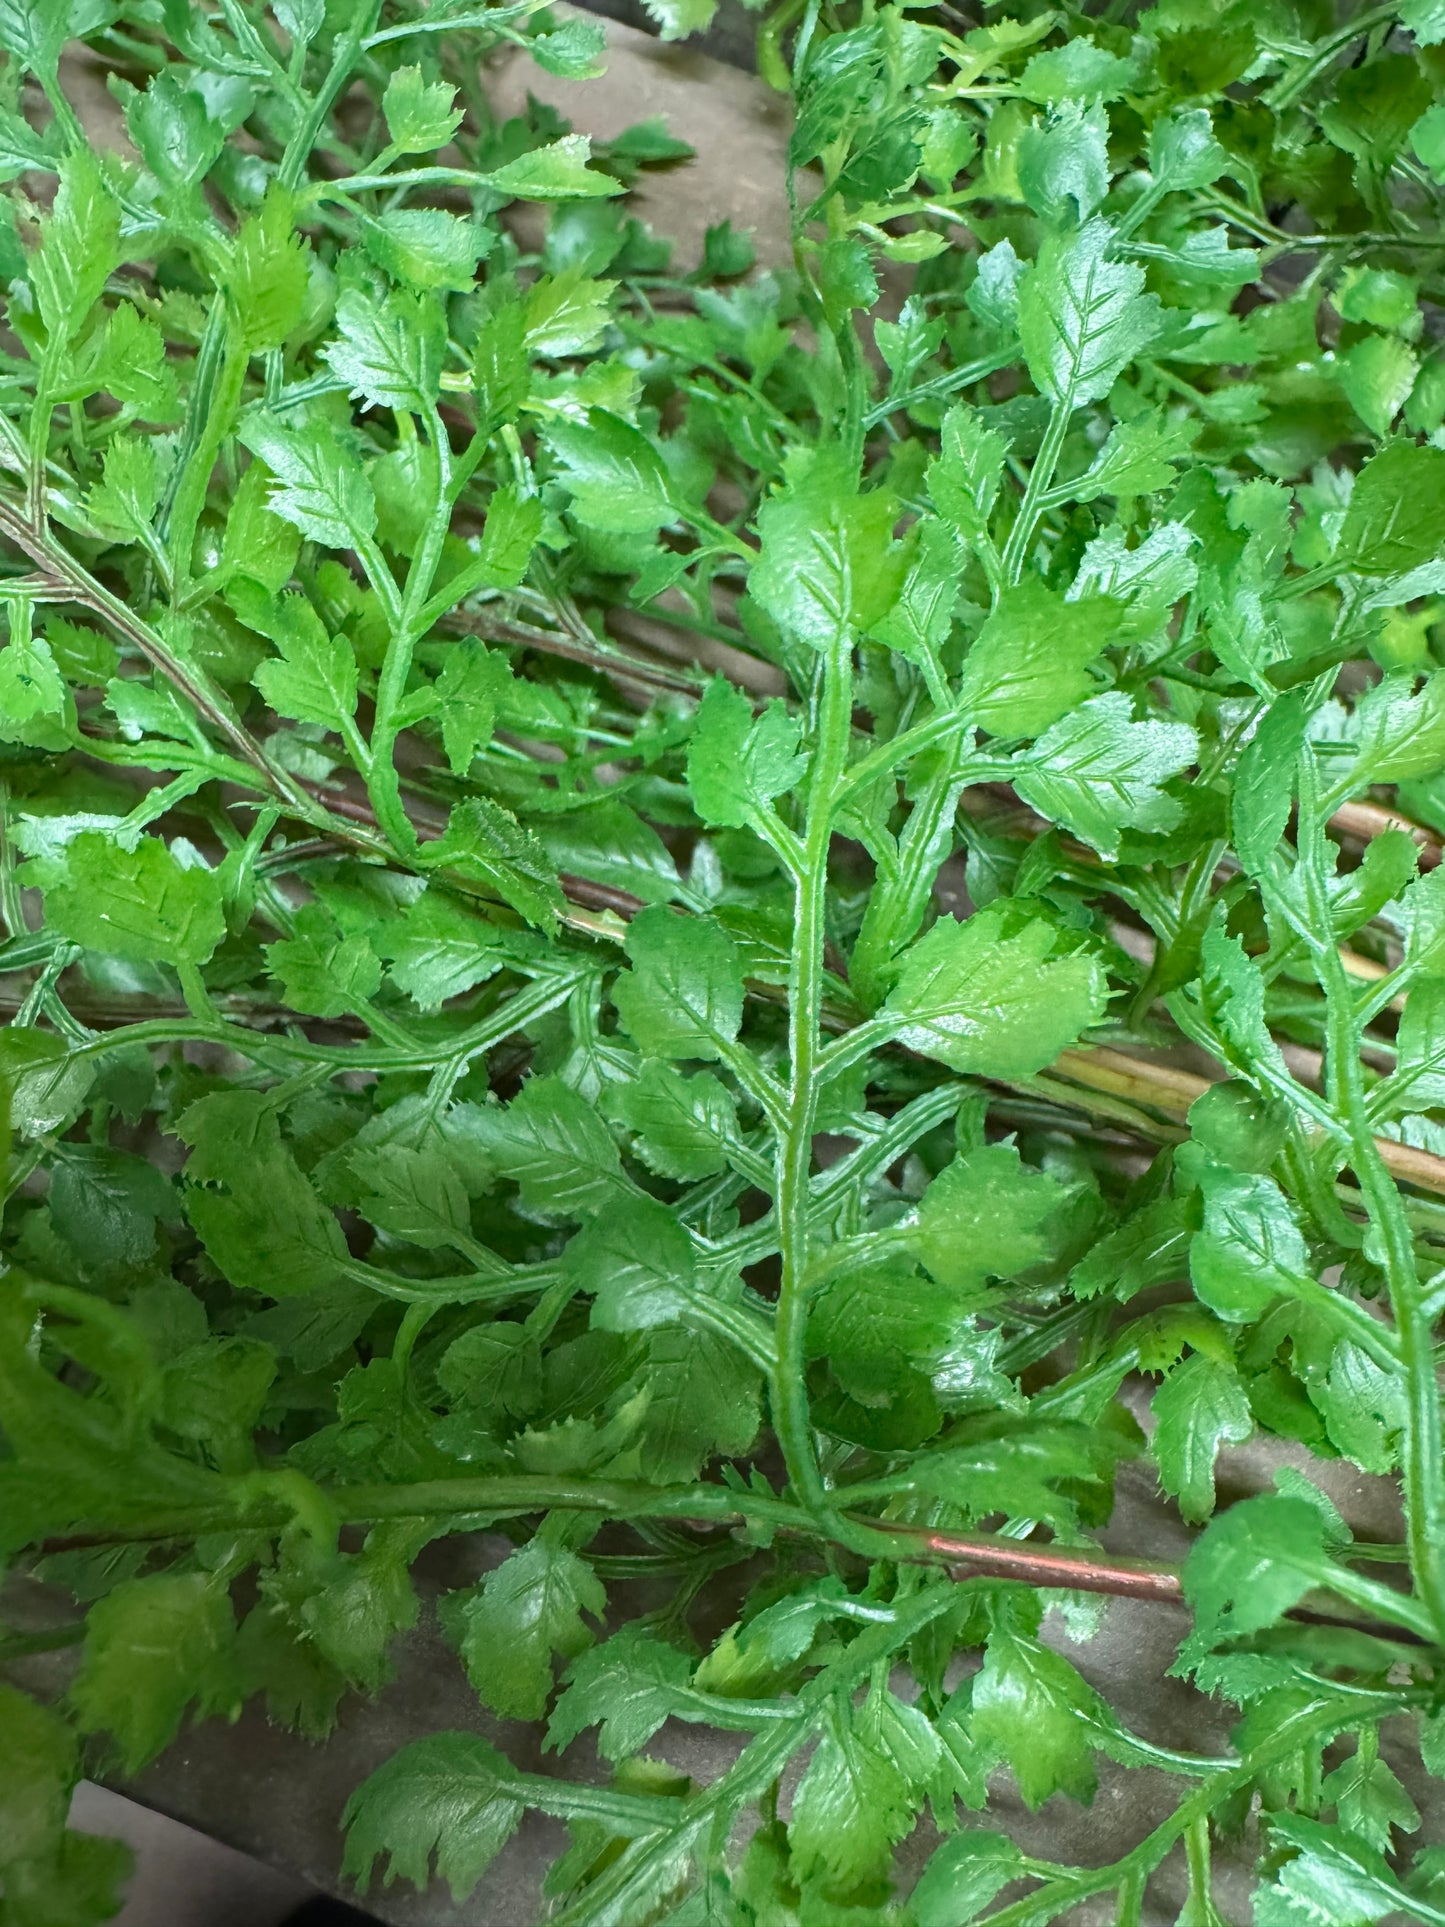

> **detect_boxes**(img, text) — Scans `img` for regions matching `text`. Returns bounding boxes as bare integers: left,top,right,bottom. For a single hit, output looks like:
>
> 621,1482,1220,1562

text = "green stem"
1000,400,1071,584
165,319,249,598
276,2,384,191
543,1586,957,1927
979,1691,1415,1927
1295,767,1445,1647
773,630,855,1519
1263,1,1399,110
849,769,964,1007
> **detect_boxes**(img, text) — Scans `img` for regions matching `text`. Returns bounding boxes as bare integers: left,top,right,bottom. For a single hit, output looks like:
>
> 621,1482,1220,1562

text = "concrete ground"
67,1784,314,1927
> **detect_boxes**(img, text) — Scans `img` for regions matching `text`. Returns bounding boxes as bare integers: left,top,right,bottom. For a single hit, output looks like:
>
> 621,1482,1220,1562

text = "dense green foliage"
4,0,1445,1922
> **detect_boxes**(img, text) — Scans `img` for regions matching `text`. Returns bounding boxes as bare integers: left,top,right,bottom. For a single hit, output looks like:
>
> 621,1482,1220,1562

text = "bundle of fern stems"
5,1,1445,1924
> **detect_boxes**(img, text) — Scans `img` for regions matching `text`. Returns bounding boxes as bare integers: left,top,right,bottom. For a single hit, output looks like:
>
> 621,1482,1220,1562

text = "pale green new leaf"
238,411,377,548
970,1631,1103,1808
446,1539,605,1721
483,135,622,200
1152,1353,1253,1522
323,287,446,415
1018,218,1162,412
1013,693,1198,858
881,900,1108,1077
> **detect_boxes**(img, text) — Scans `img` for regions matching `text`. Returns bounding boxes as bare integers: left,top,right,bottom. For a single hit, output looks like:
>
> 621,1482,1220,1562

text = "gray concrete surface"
67,1783,313,1927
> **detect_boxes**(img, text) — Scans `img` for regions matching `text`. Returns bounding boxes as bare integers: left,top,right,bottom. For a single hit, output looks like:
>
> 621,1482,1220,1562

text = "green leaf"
639,1325,761,1478
29,147,121,340
639,0,717,39
473,482,542,590
872,516,964,669
1259,1815,1409,1927
471,290,529,434
433,637,512,774
548,1624,691,1760
563,1193,696,1330
71,299,179,420
1382,977,1445,1114
965,239,1024,334
788,1694,921,1894
1018,217,1162,412
0,1026,94,1140
220,460,302,593
382,65,463,154
1017,100,1110,227
1148,105,1229,191
49,1144,174,1273
0,1684,76,1868
238,410,377,548
751,450,905,646
445,1538,605,1720
250,594,358,732
87,436,161,540
378,889,507,1013
880,900,1108,1077
527,16,608,77
0,1827,133,1927
1404,0,1445,43
524,266,615,357
915,1421,1124,1528
605,1062,739,1180
180,1098,347,1296
230,186,310,352
1190,1162,1308,1322
547,407,677,534
70,1573,240,1775
351,1143,471,1251
685,677,807,828
970,1630,1102,1807
1021,33,1133,103
914,1142,1071,1292
32,831,224,966
1232,689,1310,875
1013,693,1198,859
266,915,381,1019
1075,416,1197,501
1338,334,1418,439
1184,1493,1336,1644
910,1831,1031,1927
483,135,623,200
362,208,488,290
121,68,224,192
0,626,66,736
1322,1744,1420,1853
928,404,1008,552
424,795,564,932
1337,442,1445,576
957,579,1116,737
1347,671,1445,785
323,286,445,415
473,1075,625,1221
612,904,745,1059
876,295,946,392
0,0,88,75
341,1733,525,1902
1197,920,1291,1085
1152,1353,1253,1523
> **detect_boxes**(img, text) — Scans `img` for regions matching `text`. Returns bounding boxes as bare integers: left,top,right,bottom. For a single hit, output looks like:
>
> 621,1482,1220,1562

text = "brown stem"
860,1518,1183,1602
1051,1046,1445,1200
0,498,324,826
446,604,702,696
